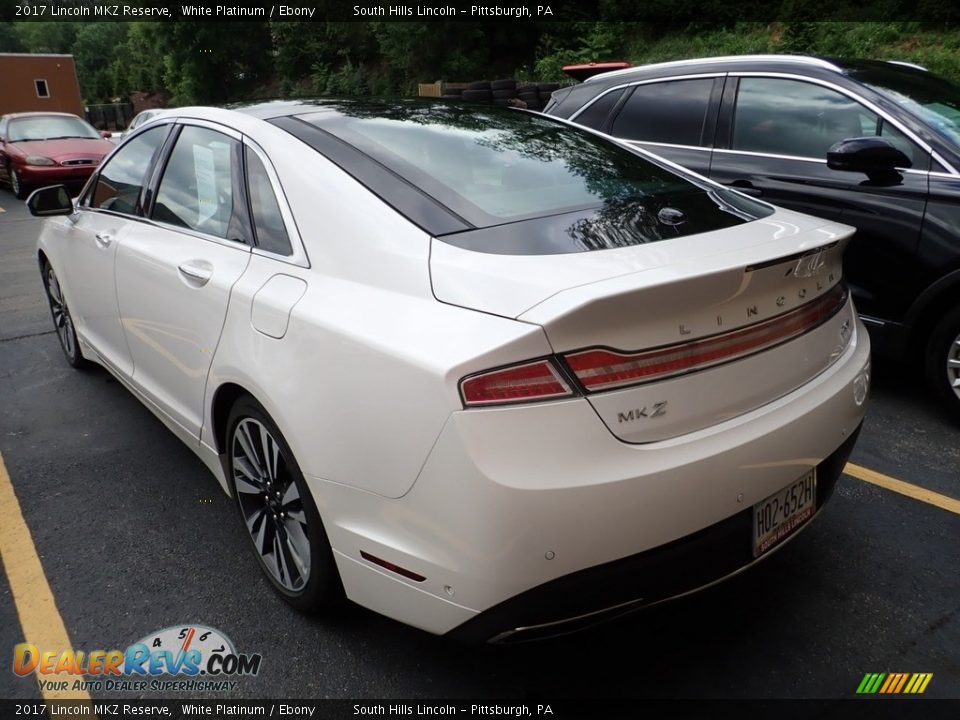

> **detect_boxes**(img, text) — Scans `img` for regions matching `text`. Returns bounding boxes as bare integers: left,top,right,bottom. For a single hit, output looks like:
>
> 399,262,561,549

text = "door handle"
178,262,213,286
727,180,763,197
95,232,112,248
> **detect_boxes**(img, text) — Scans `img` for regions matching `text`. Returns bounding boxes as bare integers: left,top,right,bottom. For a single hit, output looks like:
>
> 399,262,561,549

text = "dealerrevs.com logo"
12,624,262,693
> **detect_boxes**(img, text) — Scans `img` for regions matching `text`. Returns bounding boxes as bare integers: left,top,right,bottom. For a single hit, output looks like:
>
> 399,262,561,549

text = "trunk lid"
433,208,857,442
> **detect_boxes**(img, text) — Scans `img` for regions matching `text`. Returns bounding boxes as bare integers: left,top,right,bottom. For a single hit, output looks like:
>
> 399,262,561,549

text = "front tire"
42,261,88,369
925,306,960,420
11,167,28,200
227,396,343,611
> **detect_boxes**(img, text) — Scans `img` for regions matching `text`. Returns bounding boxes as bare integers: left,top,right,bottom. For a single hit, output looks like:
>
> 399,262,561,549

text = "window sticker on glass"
193,145,218,224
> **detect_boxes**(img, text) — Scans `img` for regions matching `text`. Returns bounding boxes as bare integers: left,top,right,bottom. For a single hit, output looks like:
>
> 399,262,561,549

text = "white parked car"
28,101,870,642
109,108,167,144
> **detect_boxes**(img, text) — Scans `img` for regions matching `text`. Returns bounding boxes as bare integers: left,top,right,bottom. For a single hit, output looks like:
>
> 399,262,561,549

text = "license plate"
752,469,817,557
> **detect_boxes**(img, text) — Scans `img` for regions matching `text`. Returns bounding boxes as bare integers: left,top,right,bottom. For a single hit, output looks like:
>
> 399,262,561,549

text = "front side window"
89,124,169,216
610,79,714,146
245,147,292,256
732,77,919,164
153,125,239,239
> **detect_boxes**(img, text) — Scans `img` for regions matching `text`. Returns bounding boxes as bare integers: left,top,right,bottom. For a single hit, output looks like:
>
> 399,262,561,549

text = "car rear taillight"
460,359,573,407
565,283,849,393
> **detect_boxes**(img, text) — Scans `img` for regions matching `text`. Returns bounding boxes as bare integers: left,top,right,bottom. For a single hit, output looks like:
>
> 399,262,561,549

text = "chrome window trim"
712,146,933,177
242,137,310,269
79,118,250,253
140,217,256,254
170,116,243,142
75,203,255,255
729,71,960,176
569,73,724,124
76,117,310,264
713,147,829,164
628,139,712,153
584,55,844,84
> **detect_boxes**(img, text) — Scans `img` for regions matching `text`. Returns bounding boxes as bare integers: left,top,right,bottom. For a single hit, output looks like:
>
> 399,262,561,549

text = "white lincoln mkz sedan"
28,100,871,642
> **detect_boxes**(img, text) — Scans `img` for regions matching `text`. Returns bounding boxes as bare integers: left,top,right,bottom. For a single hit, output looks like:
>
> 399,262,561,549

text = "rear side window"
574,89,625,132
245,147,292,256
610,79,714,146
89,125,168,216
153,126,239,239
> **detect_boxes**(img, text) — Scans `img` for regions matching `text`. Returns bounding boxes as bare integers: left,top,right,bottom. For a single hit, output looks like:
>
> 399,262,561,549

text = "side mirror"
100,130,112,139
827,137,912,176
26,185,74,216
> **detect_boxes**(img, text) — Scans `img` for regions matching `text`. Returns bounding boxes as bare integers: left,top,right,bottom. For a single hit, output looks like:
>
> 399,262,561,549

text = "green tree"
115,22,168,96
14,21,78,53
154,21,274,104
72,22,129,102
0,22,25,52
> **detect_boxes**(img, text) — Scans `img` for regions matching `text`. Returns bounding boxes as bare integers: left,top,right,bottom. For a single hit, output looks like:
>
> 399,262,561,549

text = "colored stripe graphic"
857,673,932,694
879,674,895,693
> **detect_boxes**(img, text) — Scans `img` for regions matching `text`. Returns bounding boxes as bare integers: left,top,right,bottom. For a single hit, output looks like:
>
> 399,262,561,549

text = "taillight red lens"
460,359,573,407
566,284,848,392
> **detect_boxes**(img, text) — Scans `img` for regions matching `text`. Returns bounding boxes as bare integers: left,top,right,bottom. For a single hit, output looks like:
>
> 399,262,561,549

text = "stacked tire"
443,79,564,110
517,83,541,111
461,80,492,104
491,79,517,107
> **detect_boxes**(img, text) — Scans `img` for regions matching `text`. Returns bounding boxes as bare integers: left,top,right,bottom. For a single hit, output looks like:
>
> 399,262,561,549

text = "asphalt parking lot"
1,190,958,704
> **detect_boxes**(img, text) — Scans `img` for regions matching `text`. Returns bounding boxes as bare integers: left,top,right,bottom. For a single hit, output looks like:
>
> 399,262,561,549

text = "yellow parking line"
845,462,960,516
0,450,92,704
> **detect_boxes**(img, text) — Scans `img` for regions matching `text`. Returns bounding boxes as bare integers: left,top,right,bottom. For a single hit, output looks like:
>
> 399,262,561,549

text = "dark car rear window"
294,104,770,229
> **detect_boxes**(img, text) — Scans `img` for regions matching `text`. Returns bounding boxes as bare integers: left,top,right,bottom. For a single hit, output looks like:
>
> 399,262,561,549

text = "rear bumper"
308,319,871,638
448,424,859,643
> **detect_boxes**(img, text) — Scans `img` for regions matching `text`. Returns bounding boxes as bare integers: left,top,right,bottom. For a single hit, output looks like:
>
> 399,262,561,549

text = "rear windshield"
296,104,771,230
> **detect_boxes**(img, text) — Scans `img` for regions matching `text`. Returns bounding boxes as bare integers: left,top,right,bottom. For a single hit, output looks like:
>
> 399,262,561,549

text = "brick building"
0,53,84,117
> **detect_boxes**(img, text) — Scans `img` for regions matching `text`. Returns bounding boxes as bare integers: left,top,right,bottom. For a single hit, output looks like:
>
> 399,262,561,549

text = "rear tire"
227,396,344,611
925,306,960,420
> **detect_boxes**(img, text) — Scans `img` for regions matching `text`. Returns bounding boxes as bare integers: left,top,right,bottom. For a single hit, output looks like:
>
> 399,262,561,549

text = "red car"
0,112,115,199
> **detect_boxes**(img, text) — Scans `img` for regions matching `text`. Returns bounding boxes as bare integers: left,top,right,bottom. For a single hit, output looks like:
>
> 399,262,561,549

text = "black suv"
546,55,960,418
